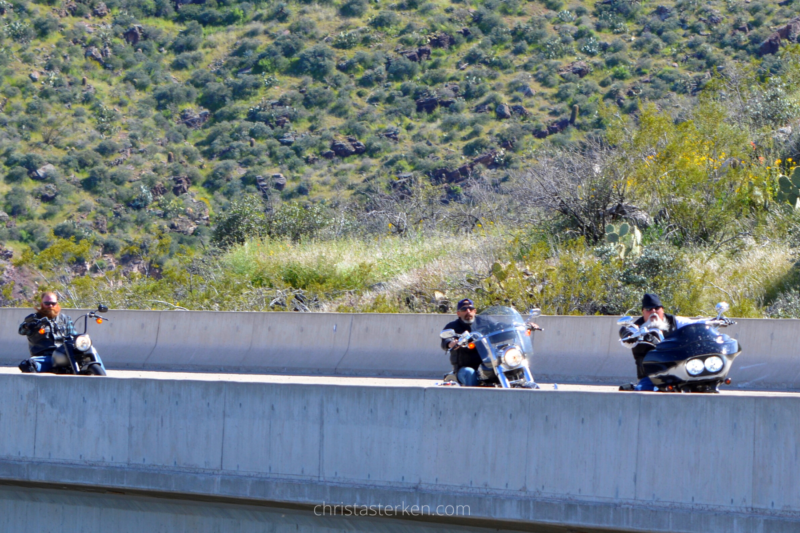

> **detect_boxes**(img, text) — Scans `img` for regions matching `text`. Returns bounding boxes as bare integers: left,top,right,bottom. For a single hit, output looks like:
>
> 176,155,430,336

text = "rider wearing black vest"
18,292,76,373
441,299,482,385
625,312,677,379
620,293,708,391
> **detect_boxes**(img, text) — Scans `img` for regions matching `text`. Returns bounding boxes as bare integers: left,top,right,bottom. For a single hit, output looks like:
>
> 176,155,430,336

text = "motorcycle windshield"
472,306,526,335
645,323,740,368
472,306,533,360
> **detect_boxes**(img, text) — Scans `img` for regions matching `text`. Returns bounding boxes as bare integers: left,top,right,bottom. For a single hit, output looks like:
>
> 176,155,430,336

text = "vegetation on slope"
3,0,800,315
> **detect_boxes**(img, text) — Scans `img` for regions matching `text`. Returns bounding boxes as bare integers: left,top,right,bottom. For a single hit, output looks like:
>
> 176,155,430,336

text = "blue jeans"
28,355,54,373
457,367,478,386
635,377,656,391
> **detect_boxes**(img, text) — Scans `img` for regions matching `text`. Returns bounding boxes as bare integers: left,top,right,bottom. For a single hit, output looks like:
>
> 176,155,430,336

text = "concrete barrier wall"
0,485,529,533
0,374,797,533
0,308,798,389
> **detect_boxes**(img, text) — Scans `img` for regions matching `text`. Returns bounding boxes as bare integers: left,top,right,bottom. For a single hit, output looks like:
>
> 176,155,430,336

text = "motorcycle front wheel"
83,363,107,376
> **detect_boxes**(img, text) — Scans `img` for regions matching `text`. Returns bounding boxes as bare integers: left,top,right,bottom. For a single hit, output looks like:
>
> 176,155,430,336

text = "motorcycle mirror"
527,308,541,318
617,316,635,326
715,302,730,317
440,329,456,339
97,304,109,313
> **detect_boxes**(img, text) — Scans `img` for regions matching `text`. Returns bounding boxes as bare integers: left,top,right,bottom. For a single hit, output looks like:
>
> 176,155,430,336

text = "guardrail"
0,308,797,389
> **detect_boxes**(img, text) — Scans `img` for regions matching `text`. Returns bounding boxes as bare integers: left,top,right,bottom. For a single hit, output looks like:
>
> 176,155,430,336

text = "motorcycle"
439,306,543,388
33,304,110,376
617,302,741,393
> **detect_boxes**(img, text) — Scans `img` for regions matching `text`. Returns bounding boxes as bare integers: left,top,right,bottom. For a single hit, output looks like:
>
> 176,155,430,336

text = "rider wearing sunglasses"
619,293,704,391
18,292,76,373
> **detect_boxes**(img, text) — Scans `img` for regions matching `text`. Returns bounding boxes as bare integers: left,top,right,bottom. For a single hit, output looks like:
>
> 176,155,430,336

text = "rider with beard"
441,299,481,386
620,293,704,391
18,292,76,373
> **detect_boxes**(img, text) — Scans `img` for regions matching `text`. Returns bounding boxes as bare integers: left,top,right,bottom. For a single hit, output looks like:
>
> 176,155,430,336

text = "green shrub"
266,201,332,242
212,194,267,248
340,0,368,17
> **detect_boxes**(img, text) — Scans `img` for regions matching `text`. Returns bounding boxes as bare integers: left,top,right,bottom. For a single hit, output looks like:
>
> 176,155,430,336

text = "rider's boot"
634,377,656,391
18,359,36,373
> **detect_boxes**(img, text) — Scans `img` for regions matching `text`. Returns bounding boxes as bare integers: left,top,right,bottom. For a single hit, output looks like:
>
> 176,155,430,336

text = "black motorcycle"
439,306,543,388
618,303,741,393
36,304,110,376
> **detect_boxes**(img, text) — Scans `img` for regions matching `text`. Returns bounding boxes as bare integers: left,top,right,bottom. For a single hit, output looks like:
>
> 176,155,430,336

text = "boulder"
548,118,571,135
172,176,191,196
383,127,400,141
150,183,167,197
179,108,210,129
331,141,356,158
93,2,108,16
777,17,800,41
29,72,39,82
124,25,143,45
517,84,535,97
654,5,673,20
255,175,270,197
759,33,782,56
84,46,103,63
350,140,367,154
415,97,439,113
510,104,529,116
272,173,287,191
496,103,512,119
37,184,58,202
430,33,455,48
30,164,57,181
169,217,197,236
472,151,497,167
559,60,591,78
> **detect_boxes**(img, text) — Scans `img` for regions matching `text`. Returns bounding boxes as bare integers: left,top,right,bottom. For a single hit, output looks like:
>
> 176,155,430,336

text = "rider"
18,292,76,373
441,298,481,386
619,293,702,391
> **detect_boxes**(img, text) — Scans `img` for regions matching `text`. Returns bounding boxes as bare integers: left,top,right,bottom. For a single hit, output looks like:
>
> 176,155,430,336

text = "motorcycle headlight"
74,334,92,352
502,347,524,368
686,359,705,376
704,356,724,373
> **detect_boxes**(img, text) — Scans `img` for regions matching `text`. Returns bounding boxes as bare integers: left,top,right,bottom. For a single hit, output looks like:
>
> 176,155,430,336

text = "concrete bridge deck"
0,370,798,533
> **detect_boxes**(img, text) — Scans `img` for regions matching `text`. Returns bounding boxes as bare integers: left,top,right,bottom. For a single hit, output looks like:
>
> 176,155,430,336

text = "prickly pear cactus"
777,168,800,208
605,222,642,259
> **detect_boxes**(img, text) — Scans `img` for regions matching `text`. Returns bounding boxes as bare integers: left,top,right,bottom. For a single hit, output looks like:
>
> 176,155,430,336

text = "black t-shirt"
441,318,483,370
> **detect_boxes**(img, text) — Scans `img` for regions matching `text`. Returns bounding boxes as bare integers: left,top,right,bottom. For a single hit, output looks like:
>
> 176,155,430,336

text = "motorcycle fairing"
643,323,741,386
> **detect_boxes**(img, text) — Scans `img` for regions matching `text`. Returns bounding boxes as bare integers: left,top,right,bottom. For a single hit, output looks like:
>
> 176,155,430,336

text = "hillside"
2,0,800,314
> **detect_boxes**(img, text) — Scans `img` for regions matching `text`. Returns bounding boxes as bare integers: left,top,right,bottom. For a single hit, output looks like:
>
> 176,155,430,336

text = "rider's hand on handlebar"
448,340,458,349
527,322,543,331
